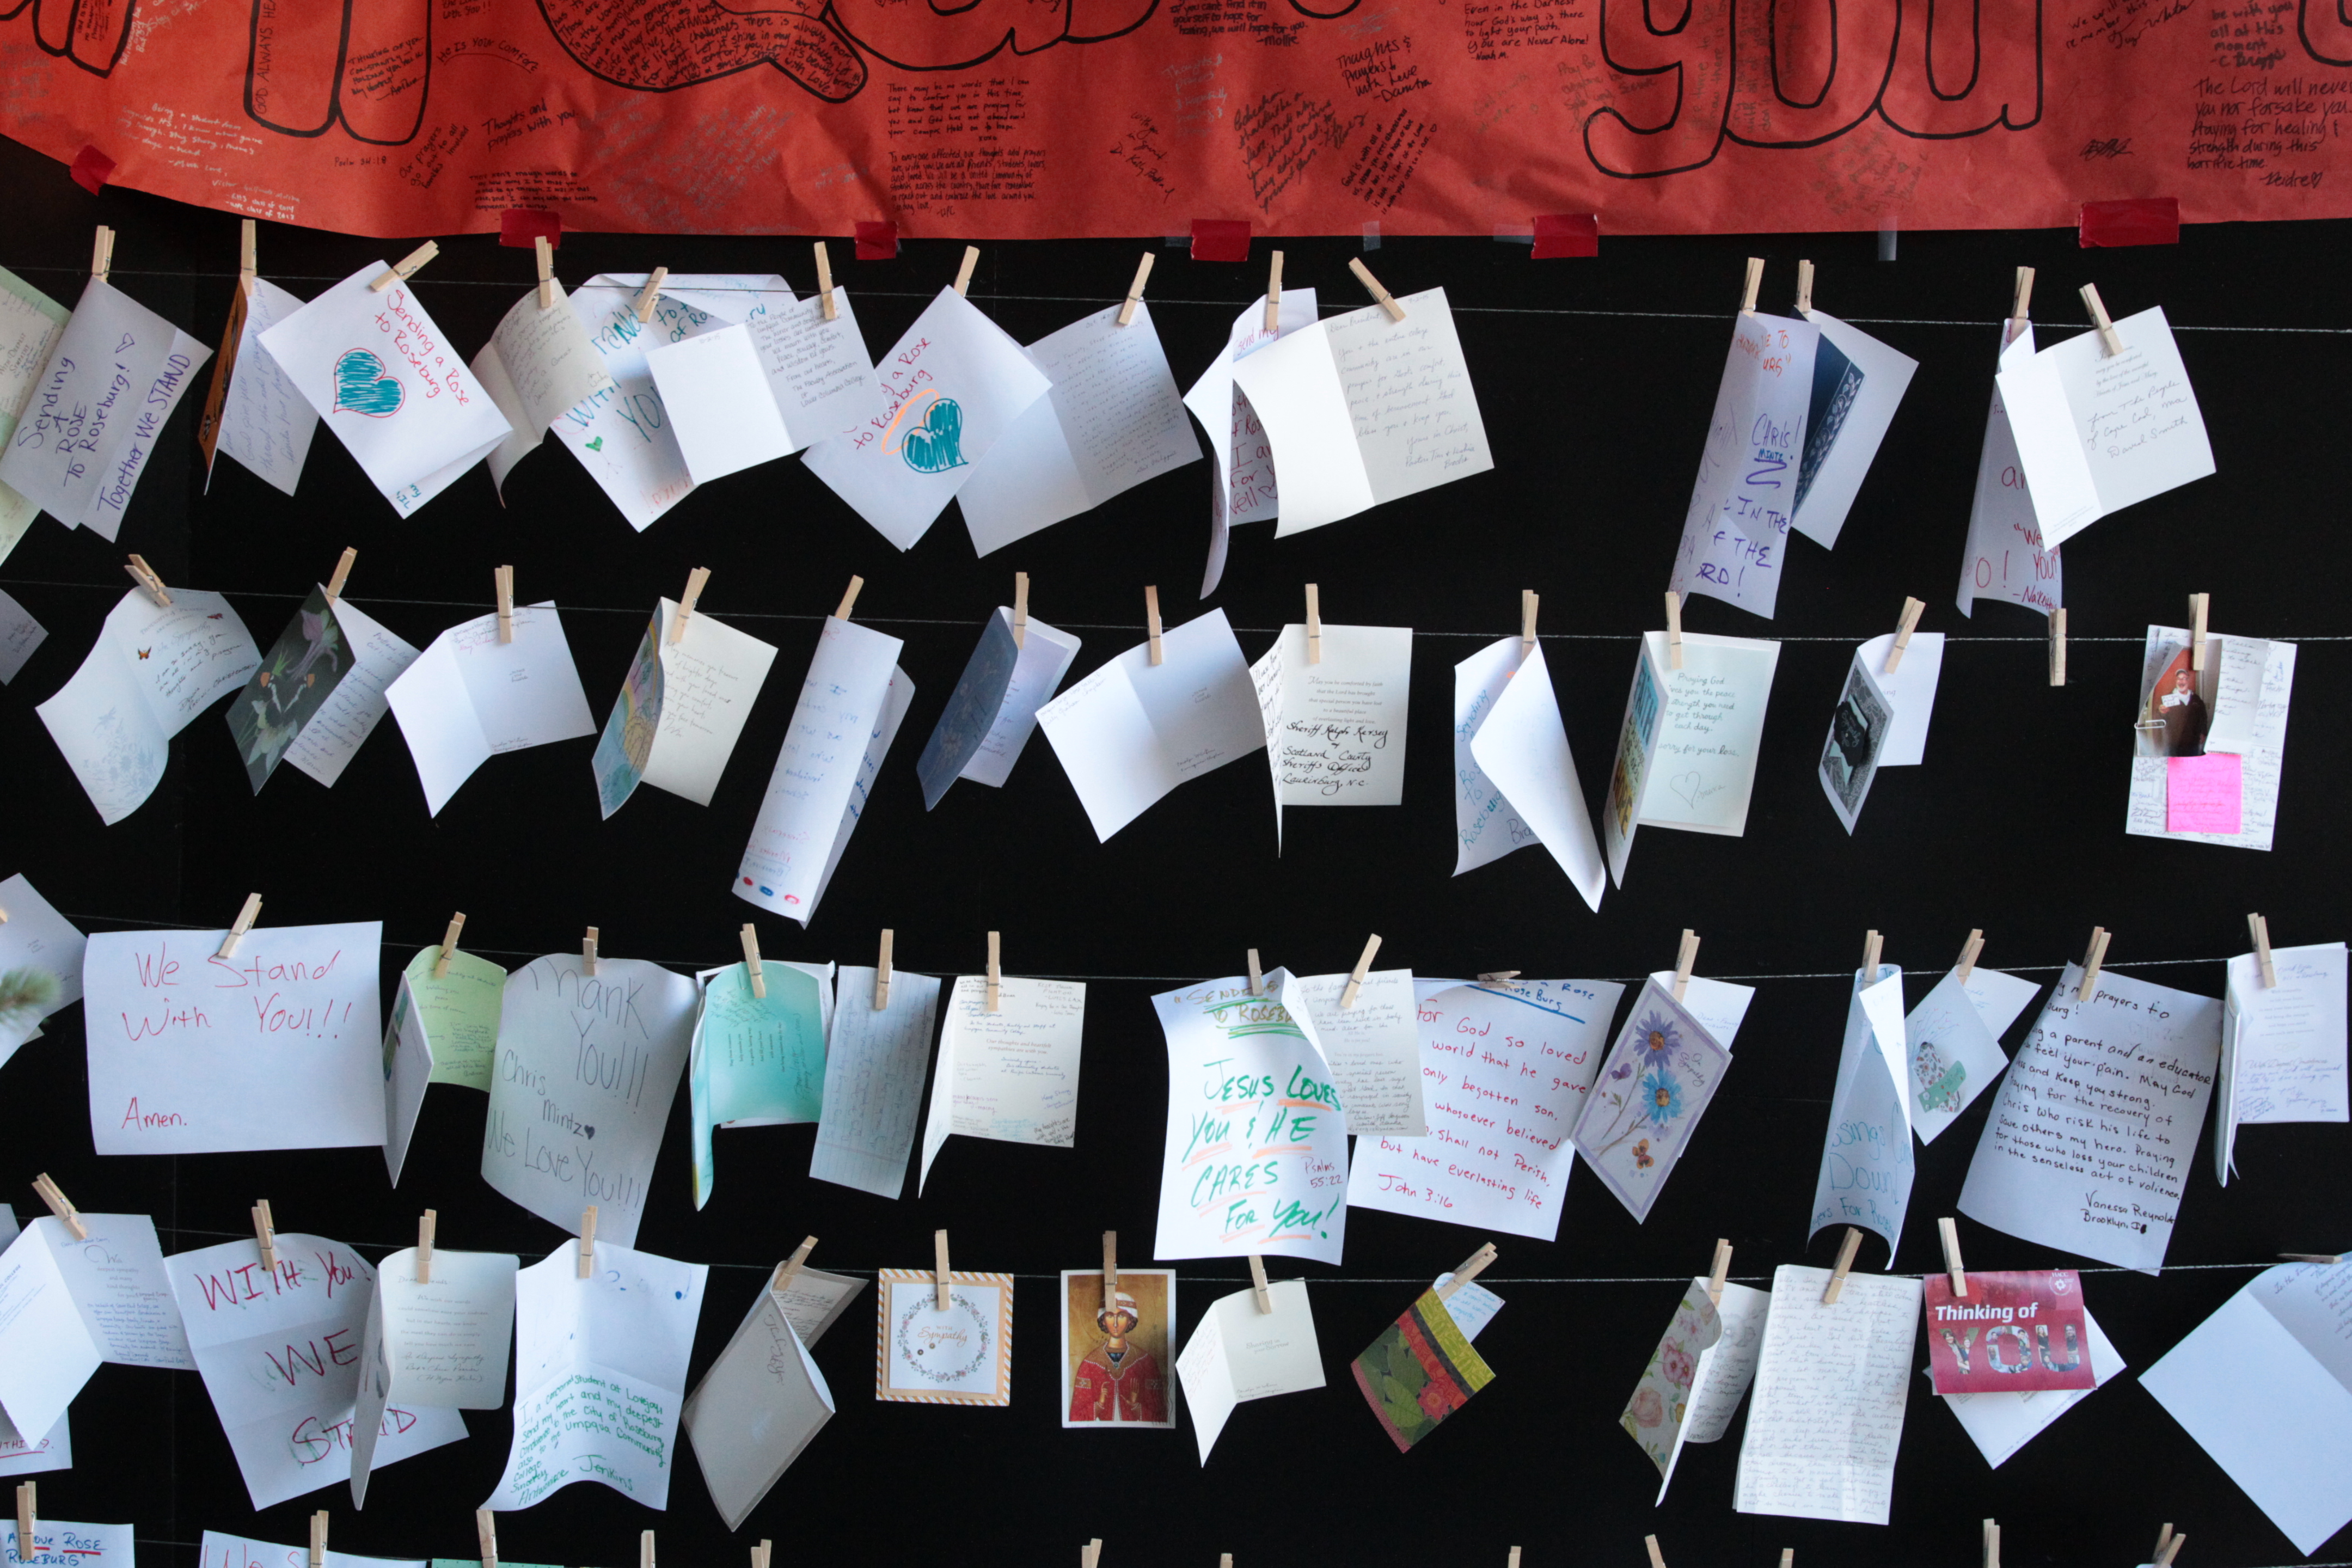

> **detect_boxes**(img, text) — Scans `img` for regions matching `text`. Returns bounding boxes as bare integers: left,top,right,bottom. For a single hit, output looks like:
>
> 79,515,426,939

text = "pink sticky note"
2166,753,2243,834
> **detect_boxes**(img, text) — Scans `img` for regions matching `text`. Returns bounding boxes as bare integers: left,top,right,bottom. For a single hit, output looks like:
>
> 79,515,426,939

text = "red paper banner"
2,0,2346,237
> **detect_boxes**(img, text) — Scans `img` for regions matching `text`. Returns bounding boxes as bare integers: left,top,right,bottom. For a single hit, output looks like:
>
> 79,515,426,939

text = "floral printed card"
1351,1288,1495,1453
1570,978,1734,1222
1621,1275,1771,1501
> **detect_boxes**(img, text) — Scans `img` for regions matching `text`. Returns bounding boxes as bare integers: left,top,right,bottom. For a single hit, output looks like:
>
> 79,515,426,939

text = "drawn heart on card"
586,436,605,452
330,348,405,418
1670,771,1704,811
895,391,966,474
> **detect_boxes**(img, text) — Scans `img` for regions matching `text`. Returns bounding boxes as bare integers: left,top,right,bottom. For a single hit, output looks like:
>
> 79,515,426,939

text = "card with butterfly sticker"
1569,977,1735,1222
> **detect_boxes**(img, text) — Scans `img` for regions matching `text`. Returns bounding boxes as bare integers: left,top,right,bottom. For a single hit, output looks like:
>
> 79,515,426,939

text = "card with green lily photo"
1569,978,1733,1221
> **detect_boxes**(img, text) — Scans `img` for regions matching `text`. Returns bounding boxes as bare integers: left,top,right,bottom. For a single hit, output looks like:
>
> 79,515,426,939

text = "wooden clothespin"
1102,1230,1119,1304
494,564,515,645
30,1175,87,1242
740,924,765,999
953,247,981,298
2281,1251,2345,1264
323,547,357,607
1671,929,1699,1001
2157,1533,2187,1568
1338,933,1383,1009
1706,1239,1733,1306
1264,251,1284,335
639,1530,654,1568
1939,1216,1969,1297
754,1545,772,1568
253,1199,279,1272
2009,266,2035,337
2153,1525,2176,1565
1304,583,1322,665
218,892,262,958
2189,592,2209,672
1477,970,1521,983
2048,607,2067,687
1738,256,1763,316
813,241,838,322
1144,586,1164,666
1983,1518,1999,1568
370,242,439,292
1861,929,1883,983
1013,571,1029,652
577,1206,598,1278
1644,1536,1667,1568
1956,928,1985,984
476,1510,498,1568
583,926,599,977
125,553,171,607
1884,597,1926,674
985,930,1002,1014
534,236,556,311
875,929,894,1010
1247,1252,1272,1314
14,1483,33,1558
1520,589,1540,656
670,567,709,645
834,575,863,621
91,225,115,283
1821,1226,1864,1304
1794,259,1815,315
1117,252,1154,327
1664,590,1683,671
434,912,467,979
1437,1241,1496,1298
2080,283,2125,357
1246,948,1263,996
416,1210,437,1284
308,1511,327,1568
772,1235,818,1296
1347,258,1406,322
633,267,668,324
1081,1542,1102,1568
933,1229,953,1312
238,219,259,302
2078,927,2110,1001
1779,1552,1794,1568
2249,913,2276,988
1508,1551,1522,1568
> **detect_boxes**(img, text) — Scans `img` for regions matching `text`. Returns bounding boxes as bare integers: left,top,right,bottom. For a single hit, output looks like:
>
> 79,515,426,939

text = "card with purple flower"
1570,978,1733,1221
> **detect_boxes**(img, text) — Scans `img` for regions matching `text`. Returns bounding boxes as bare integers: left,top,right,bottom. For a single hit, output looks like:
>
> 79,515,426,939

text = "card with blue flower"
1569,978,1733,1222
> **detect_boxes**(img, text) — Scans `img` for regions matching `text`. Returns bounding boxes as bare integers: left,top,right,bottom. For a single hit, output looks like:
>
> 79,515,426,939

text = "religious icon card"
1059,1268,1177,1429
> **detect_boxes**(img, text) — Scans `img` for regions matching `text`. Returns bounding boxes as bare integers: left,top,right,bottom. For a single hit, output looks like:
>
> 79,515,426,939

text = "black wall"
5,134,2348,1568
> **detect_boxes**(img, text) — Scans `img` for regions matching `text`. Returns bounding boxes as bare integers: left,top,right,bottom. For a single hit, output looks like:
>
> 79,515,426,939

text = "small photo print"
1059,1269,1176,1429
1819,656,1892,834
2137,646,2208,759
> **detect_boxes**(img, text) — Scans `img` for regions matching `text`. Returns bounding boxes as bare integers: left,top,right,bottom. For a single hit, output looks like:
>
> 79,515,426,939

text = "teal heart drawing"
897,393,966,474
331,348,405,418
586,436,605,451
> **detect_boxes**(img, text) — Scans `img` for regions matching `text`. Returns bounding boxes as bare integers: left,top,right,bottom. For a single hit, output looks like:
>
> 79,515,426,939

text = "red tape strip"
2080,197,2180,247
1190,219,1252,263
70,144,115,196
1532,213,1600,259
855,220,899,261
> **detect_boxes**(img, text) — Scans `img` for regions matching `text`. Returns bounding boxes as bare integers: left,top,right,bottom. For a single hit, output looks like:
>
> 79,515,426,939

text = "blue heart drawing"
897,393,966,474
331,348,405,418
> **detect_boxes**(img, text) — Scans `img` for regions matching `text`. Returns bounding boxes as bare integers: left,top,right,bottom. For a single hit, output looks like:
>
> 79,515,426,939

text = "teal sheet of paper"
691,961,826,1208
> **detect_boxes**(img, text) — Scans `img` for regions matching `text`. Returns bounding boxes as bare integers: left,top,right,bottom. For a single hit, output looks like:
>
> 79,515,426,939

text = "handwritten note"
1250,621,1411,849
348,1245,517,1503
1998,306,2215,548
1669,312,1816,620
2216,942,2349,1183
203,1533,422,1568
1733,1264,1922,1524
38,587,262,825
918,974,1086,1192
540,275,733,525
215,277,320,496
1287,967,1424,1135
1634,629,1780,837
28,1211,191,1369
682,1286,837,1528
2166,752,2242,832
690,961,826,1207
84,920,382,1155
1806,967,1914,1255
1183,290,1319,594
1622,1276,1770,1502
1904,966,2022,1146
801,287,1053,550
1344,977,1621,1241
166,1233,464,1508
0,1226,101,1445
736,616,911,925
592,597,777,818
1152,972,1349,1266
811,966,943,1200
2127,627,2296,850
0,265,70,560
5,1518,130,1568
485,1239,707,1510
959,300,1202,555
395,945,507,1092
1957,323,2062,619
1958,961,2221,1271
